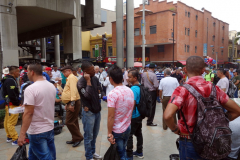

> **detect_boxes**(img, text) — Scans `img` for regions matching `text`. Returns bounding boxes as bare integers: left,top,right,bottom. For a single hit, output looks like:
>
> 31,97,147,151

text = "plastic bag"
103,143,120,160
10,144,28,160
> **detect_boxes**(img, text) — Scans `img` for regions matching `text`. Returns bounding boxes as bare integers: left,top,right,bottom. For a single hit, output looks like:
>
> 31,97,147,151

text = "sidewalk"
0,102,179,160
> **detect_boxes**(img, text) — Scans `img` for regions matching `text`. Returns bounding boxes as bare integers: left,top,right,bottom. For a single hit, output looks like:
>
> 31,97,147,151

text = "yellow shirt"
61,74,80,104
57,84,63,93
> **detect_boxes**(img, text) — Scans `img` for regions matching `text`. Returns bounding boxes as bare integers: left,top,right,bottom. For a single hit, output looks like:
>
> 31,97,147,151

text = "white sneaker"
93,153,102,159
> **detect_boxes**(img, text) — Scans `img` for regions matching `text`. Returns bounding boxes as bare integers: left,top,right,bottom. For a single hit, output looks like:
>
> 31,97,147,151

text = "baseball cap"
3,68,9,74
19,66,23,70
205,67,210,71
178,67,182,69
45,67,52,71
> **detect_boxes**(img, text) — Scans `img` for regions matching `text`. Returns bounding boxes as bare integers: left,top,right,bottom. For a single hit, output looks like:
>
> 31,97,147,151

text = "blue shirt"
42,72,50,81
156,72,164,82
229,71,234,79
131,85,141,118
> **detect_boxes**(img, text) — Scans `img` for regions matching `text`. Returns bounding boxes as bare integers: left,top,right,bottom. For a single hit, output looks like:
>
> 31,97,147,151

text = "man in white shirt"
216,69,229,94
52,64,61,81
159,68,179,130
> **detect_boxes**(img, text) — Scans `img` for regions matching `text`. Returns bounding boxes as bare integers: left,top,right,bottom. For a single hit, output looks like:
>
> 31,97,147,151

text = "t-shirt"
216,77,229,93
24,80,56,135
108,85,134,133
228,116,240,159
159,76,179,96
123,71,129,85
131,85,140,119
232,75,240,89
204,72,214,82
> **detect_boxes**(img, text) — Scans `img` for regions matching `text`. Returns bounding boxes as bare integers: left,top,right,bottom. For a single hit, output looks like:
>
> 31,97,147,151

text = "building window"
108,46,113,56
150,25,157,34
221,50,223,55
82,51,90,58
188,28,190,36
185,45,187,52
158,45,164,52
188,12,190,17
92,48,95,57
196,15,198,20
195,30,197,37
185,28,187,35
213,22,216,27
222,38,224,43
134,28,140,36
212,35,215,41
187,45,190,52
195,46,197,53
185,11,187,16
222,26,225,30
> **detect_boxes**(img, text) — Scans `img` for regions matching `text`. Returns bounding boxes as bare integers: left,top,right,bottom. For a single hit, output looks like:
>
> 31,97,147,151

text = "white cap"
3,68,9,74
205,67,210,71
178,67,182,69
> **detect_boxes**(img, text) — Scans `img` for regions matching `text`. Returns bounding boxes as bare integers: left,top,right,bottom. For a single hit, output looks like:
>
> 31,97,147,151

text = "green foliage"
234,32,240,44
169,8,176,11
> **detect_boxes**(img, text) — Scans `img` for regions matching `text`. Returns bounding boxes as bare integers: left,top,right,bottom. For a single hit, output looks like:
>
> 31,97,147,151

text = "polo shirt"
159,76,179,96
204,72,214,82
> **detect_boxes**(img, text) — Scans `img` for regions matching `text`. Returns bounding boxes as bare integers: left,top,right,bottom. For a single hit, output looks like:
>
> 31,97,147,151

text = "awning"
178,61,186,65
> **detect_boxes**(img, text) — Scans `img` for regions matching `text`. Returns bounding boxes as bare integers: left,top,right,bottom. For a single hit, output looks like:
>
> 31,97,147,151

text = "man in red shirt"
164,56,240,159
19,64,28,85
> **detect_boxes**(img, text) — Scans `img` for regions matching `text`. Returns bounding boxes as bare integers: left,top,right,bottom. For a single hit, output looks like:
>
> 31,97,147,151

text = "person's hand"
173,125,180,135
84,107,89,112
18,134,26,146
69,105,75,112
84,72,91,81
107,134,115,144
160,98,163,102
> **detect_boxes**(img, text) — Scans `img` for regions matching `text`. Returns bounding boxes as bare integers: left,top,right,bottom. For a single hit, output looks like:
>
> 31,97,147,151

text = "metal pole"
127,0,134,68
232,37,235,62
0,32,2,81
116,0,124,68
173,15,174,66
216,52,218,69
142,0,145,67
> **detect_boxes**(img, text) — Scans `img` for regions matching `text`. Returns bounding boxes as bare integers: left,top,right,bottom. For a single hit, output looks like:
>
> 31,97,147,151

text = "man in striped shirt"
156,69,164,103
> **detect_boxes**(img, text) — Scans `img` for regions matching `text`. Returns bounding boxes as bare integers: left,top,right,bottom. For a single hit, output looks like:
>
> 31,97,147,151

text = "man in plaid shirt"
163,56,240,159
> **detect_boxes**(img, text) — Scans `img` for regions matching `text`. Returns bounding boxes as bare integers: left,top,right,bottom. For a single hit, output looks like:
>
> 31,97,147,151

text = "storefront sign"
105,57,117,63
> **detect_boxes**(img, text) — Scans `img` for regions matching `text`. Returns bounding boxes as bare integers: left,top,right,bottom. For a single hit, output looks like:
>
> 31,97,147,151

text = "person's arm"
159,90,163,101
103,77,108,87
69,77,79,102
222,99,240,121
18,105,34,146
234,80,240,86
153,74,159,89
77,74,93,100
55,98,62,103
163,103,180,134
107,107,116,144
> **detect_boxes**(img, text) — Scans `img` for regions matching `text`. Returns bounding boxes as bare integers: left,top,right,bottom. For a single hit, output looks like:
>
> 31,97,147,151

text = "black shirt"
171,73,182,83
77,76,105,113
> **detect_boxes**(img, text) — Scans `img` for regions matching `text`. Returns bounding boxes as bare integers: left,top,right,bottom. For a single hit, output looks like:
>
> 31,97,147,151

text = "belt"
180,134,191,140
179,137,192,142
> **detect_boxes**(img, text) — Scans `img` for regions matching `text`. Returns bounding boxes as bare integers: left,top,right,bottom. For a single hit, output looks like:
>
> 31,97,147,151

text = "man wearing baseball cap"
204,67,214,82
61,66,83,147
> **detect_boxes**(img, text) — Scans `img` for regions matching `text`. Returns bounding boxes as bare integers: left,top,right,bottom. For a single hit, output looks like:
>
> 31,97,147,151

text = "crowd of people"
1,56,240,160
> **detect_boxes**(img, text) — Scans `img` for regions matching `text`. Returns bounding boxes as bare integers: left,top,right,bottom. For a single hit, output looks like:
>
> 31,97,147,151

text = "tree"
234,32,240,44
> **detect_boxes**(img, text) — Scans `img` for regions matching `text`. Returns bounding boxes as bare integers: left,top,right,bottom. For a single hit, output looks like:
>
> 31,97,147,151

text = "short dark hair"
9,66,19,74
186,56,205,75
53,64,57,67
23,64,28,70
218,69,225,75
129,69,139,78
109,65,123,84
28,63,43,75
81,61,93,72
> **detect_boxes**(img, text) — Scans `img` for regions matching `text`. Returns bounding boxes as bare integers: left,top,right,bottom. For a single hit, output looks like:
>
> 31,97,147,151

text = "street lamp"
172,13,176,66
135,1,153,67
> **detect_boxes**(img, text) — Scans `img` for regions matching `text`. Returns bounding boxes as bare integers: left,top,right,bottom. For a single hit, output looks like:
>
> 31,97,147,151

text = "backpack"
181,84,231,160
211,73,220,85
227,80,237,98
22,72,29,83
0,82,6,109
20,81,32,104
135,84,152,119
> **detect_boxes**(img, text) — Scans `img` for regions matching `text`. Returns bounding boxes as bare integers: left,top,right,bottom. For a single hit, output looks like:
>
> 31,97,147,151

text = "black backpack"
211,73,220,85
22,72,29,83
134,84,152,119
0,82,6,109
181,84,231,160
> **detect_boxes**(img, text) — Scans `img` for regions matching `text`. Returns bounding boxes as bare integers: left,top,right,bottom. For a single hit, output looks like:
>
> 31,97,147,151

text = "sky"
81,0,240,31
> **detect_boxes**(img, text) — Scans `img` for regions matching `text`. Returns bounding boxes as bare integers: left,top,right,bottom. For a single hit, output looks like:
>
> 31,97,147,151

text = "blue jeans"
112,125,131,160
27,129,56,160
179,138,206,160
234,89,238,98
82,109,101,160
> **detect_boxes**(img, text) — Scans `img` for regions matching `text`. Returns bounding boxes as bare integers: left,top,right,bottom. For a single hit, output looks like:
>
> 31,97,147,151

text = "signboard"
105,57,117,63
95,44,99,57
203,43,207,56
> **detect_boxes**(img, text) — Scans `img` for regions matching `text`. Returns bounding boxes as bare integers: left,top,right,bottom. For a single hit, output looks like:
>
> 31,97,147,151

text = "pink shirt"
123,71,129,85
24,80,56,135
108,85,134,133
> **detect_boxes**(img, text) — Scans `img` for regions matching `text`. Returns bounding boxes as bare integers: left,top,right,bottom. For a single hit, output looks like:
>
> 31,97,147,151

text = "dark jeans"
28,130,56,160
82,109,101,160
179,138,206,160
147,90,157,124
234,89,238,98
126,116,143,157
112,125,131,160
65,100,83,142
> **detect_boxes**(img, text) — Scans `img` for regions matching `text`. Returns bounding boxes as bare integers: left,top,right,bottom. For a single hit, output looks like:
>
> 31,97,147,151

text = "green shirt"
233,75,240,89
205,72,214,82
61,72,66,84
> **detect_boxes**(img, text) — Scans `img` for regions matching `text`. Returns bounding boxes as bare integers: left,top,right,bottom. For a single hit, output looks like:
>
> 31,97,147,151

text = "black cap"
53,64,57,67
61,65,72,71
149,63,156,68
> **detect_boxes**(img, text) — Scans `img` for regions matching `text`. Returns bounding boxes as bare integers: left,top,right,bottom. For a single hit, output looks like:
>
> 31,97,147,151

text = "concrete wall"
82,31,91,51
90,9,116,36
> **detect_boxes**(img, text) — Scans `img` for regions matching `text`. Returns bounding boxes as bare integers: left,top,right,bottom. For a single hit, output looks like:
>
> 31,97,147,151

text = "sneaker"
6,137,12,143
12,140,18,146
133,151,144,158
93,153,102,159
126,156,133,160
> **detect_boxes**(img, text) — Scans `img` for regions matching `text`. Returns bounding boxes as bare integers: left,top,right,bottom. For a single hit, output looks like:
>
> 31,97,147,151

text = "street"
0,102,178,160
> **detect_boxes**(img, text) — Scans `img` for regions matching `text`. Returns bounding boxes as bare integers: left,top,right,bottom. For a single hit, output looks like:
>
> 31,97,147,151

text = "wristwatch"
71,101,75,106
171,126,179,132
